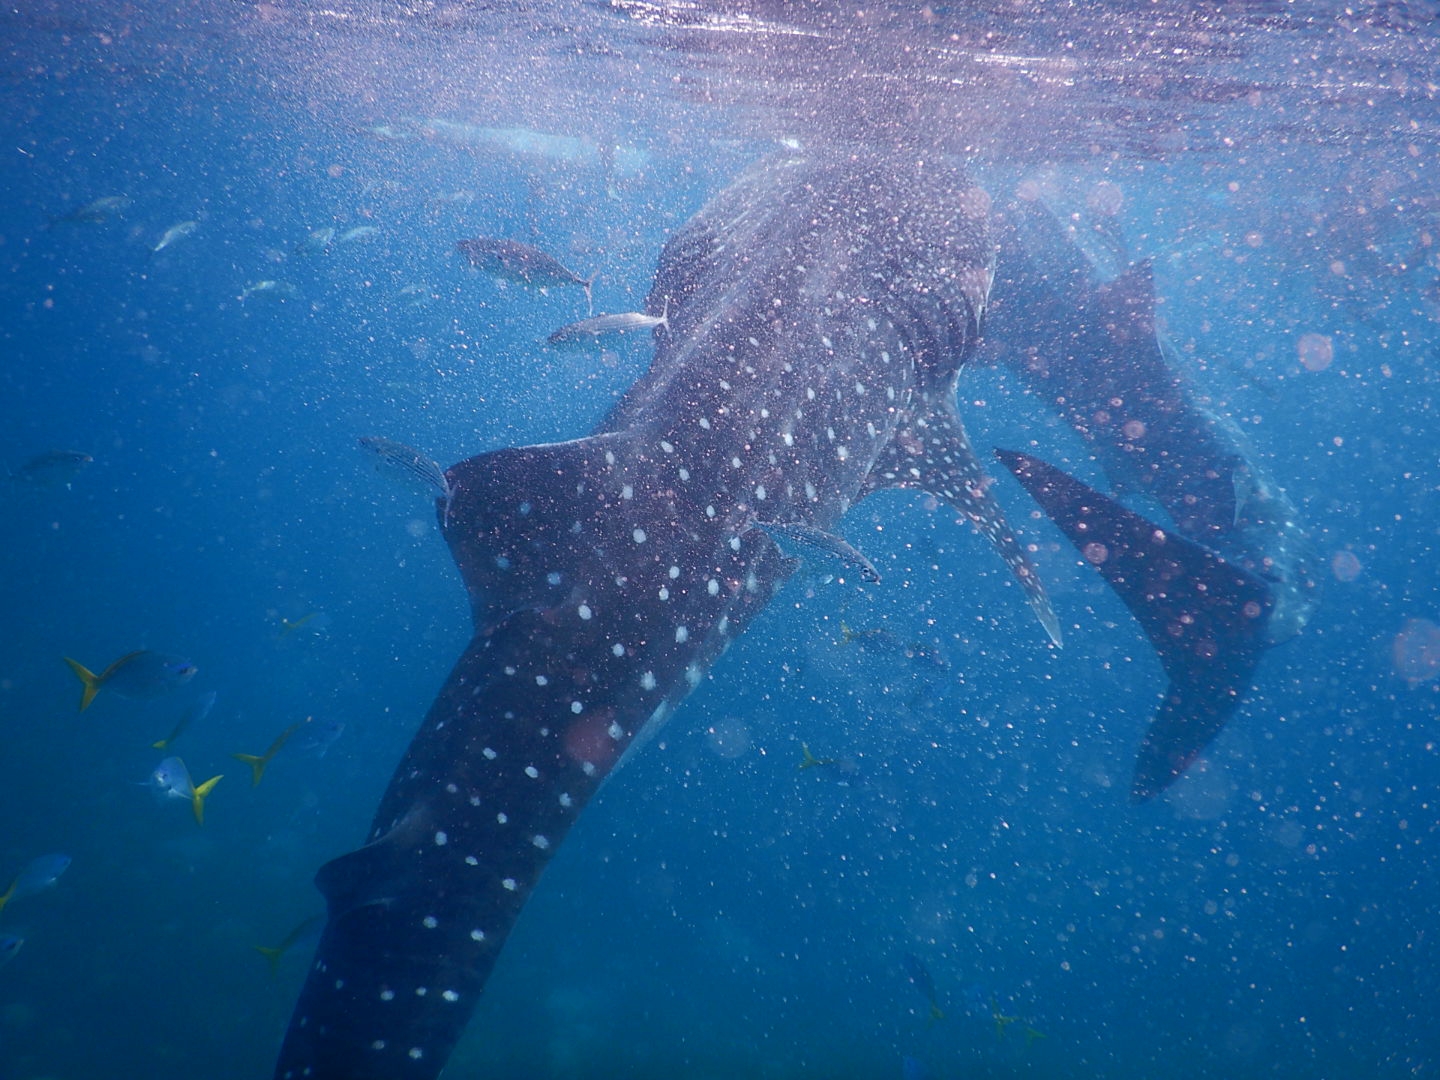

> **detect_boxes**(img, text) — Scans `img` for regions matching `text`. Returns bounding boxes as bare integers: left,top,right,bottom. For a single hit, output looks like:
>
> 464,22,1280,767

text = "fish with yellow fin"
150,757,223,825
0,853,71,918
64,651,197,711
278,611,320,639
152,690,218,750
902,953,946,1025
797,742,837,770
254,914,325,976
232,719,305,786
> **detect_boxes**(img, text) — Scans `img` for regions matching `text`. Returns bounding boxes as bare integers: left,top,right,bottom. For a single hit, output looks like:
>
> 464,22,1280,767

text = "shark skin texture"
274,151,1062,1080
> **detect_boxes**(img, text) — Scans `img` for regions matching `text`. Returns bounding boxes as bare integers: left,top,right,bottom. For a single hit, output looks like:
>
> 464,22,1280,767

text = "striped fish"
747,518,881,583
357,436,454,523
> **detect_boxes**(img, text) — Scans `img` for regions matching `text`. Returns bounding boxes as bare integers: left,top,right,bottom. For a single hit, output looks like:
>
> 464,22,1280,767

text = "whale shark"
274,151,1061,1080
273,151,1304,1077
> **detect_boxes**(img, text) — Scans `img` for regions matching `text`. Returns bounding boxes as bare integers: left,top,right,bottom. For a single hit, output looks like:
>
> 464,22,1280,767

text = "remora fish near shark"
275,150,1062,1079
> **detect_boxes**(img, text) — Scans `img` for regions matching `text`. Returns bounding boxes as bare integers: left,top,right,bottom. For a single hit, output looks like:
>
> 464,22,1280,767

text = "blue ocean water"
1,3,1437,1078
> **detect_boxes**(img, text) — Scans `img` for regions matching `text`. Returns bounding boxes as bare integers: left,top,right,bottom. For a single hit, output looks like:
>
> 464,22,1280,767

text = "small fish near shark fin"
868,401,1062,647
994,448,1274,801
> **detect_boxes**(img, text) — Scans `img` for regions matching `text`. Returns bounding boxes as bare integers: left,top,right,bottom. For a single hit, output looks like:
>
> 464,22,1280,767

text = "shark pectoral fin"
315,807,430,920
995,449,1273,800
870,404,1061,646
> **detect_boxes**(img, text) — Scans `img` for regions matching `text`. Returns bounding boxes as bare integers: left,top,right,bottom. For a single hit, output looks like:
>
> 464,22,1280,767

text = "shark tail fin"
191,774,223,825
64,657,102,712
995,449,1273,801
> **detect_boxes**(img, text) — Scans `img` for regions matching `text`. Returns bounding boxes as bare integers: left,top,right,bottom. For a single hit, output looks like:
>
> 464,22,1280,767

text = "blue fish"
902,953,945,1022
0,854,71,917
7,449,92,488
149,757,223,825
0,933,22,969
64,651,198,711
274,152,1277,1079
291,715,345,758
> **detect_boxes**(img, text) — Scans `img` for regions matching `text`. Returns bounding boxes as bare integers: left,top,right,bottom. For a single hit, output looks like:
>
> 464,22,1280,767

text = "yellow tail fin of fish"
232,752,269,788
191,774,223,825
254,944,285,976
63,657,102,712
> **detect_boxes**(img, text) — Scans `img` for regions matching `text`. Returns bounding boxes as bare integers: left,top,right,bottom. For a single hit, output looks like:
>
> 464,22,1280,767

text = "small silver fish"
239,280,299,302
455,237,594,309
151,220,198,254
358,436,454,523
337,225,379,244
46,195,130,228
747,519,881,583
296,227,336,255
547,298,669,347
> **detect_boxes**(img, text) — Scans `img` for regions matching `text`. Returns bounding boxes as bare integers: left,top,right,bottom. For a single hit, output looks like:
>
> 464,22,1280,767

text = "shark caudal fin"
994,449,1274,800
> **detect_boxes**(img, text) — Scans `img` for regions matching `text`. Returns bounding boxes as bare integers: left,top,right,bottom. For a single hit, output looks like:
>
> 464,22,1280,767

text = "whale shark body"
274,152,1306,1078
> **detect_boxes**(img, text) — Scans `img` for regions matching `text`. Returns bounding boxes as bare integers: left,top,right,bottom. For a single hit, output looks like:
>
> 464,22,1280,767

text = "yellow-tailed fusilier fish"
232,719,304,787
150,220,198,254
0,853,71,918
152,690,218,750
64,650,198,711
546,298,669,347
149,757,223,825
278,611,321,639
254,914,325,975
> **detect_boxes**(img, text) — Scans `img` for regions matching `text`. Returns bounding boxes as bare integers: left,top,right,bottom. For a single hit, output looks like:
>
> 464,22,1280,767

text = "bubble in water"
1297,332,1333,372
1393,618,1440,687
1330,550,1362,582
705,717,752,759
1086,180,1124,217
